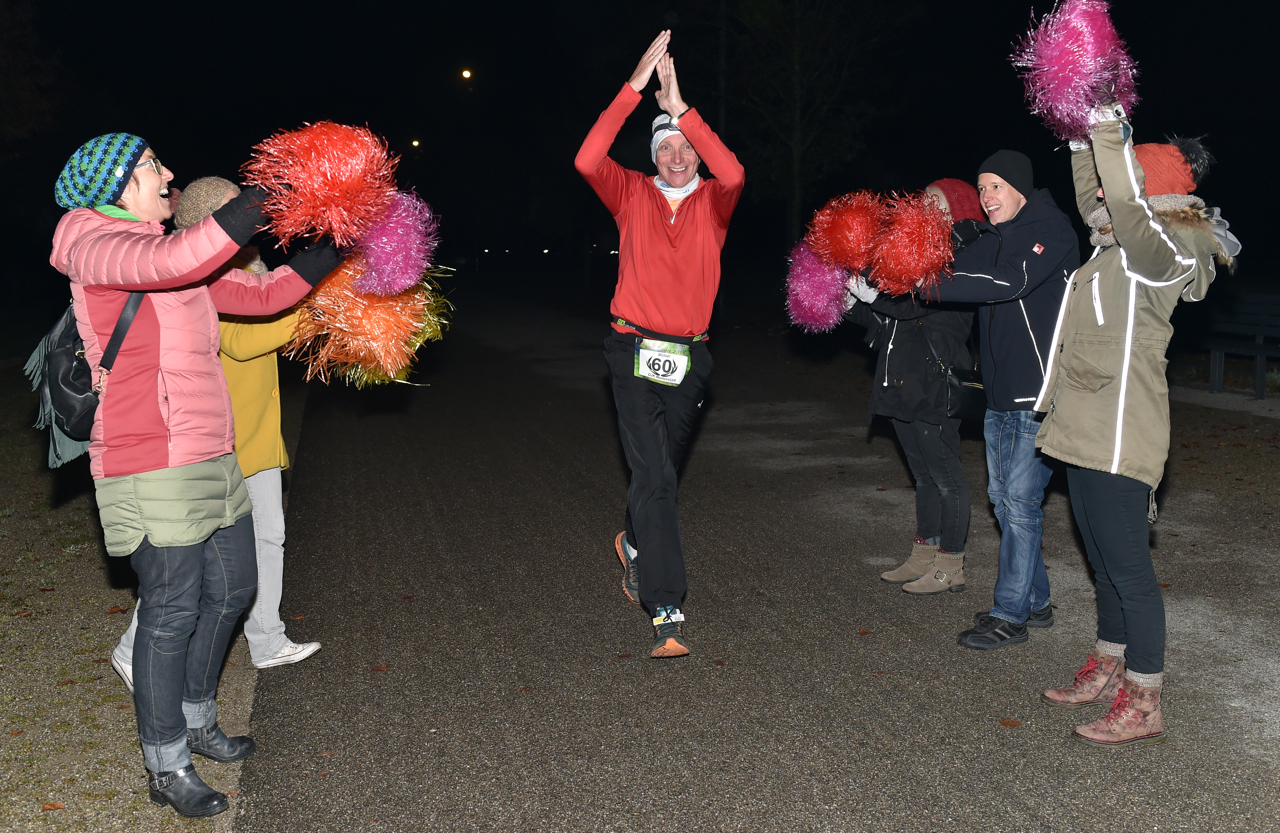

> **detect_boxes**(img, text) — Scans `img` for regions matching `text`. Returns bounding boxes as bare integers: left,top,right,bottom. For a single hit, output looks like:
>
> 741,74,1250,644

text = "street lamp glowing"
462,69,472,79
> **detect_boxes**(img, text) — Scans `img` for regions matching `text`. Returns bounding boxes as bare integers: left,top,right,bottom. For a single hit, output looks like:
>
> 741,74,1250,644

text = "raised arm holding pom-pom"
1033,98,1239,747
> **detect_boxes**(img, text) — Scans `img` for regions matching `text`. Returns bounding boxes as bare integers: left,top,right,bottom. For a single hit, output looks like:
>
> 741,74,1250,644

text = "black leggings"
1067,466,1165,674
604,332,713,613
890,417,970,553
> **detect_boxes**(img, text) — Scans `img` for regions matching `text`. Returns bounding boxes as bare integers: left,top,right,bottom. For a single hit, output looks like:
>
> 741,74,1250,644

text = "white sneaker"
252,640,321,669
110,651,134,694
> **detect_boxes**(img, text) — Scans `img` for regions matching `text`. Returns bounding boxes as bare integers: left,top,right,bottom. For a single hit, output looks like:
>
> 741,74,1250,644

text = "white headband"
650,114,685,164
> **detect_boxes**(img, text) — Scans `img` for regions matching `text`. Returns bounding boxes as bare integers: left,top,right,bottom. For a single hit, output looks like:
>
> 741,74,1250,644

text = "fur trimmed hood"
1156,204,1237,273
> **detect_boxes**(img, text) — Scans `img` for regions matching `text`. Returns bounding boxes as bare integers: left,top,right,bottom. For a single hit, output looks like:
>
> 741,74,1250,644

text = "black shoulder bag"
25,292,145,465
920,324,986,422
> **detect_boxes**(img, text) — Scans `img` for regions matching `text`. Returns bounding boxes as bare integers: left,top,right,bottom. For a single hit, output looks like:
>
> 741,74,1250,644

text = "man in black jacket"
925,150,1080,650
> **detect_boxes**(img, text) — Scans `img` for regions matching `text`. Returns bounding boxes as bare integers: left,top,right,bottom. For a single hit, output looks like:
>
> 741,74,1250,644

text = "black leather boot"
187,723,256,763
148,766,229,817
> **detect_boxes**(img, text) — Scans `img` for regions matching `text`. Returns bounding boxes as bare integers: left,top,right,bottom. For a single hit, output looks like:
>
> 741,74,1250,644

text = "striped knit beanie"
54,133,148,209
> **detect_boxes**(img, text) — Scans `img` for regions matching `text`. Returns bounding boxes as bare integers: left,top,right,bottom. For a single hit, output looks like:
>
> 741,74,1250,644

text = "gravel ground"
2,325,1277,831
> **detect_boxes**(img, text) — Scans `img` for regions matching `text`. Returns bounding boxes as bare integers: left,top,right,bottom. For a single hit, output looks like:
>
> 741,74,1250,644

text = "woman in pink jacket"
51,133,339,818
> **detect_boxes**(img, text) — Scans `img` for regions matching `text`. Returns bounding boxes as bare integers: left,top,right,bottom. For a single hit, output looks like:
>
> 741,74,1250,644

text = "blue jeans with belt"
984,409,1053,624
130,515,257,772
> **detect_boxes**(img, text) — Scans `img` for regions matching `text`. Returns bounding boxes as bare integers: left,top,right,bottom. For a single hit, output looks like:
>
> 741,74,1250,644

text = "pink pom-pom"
869,192,955,297
786,240,848,333
1012,0,1139,142
804,191,887,272
353,191,440,296
242,121,399,248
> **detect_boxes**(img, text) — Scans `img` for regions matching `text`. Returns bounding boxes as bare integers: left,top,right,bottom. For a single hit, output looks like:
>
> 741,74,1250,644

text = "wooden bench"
1200,293,1280,400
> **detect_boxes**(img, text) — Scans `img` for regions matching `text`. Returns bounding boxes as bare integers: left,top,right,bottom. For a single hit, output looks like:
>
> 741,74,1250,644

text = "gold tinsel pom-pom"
283,256,451,387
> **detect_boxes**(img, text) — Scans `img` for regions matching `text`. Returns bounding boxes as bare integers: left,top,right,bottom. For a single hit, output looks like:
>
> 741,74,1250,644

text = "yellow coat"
218,309,300,478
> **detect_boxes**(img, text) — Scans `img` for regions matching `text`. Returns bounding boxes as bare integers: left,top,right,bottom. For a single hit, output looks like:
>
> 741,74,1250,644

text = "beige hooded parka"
1034,117,1231,490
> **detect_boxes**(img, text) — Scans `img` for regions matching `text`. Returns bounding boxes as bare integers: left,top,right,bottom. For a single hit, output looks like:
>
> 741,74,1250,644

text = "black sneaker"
972,604,1054,629
957,614,1028,650
614,532,640,605
1027,604,1055,629
650,610,690,658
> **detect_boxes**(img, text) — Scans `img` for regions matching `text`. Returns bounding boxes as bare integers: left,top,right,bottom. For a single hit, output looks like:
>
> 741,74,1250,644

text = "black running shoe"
972,604,1054,629
957,614,1028,650
614,532,640,605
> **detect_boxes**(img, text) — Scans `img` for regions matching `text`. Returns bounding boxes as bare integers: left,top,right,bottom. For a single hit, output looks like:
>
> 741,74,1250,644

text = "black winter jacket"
847,294,974,424
927,188,1080,411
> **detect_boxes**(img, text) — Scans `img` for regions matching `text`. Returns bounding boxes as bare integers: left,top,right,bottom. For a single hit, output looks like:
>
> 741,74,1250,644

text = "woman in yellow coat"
112,178,320,693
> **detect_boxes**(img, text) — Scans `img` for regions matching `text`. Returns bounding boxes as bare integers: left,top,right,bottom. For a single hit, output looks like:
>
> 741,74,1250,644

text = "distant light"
484,249,489,252
543,249,549,254
610,250,619,255
412,140,420,147
462,70,472,79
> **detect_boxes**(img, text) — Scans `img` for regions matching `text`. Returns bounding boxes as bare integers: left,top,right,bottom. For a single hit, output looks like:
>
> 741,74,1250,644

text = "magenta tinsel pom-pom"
804,191,887,273
1012,0,1138,142
786,241,848,333
870,192,955,297
353,191,440,296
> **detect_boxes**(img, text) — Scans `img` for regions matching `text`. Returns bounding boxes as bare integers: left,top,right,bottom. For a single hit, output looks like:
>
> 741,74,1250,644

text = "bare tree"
687,0,904,244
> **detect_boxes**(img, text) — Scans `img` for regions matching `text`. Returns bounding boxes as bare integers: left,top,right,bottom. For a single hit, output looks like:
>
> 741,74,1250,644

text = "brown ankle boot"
902,551,966,595
1042,649,1125,709
1072,675,1166,747
880,538,937,584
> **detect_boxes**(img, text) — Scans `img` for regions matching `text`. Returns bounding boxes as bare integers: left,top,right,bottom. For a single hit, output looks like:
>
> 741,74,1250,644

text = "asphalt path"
234,291,1280,832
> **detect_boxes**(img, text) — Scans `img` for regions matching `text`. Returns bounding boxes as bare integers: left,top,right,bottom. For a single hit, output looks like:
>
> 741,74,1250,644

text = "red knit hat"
1134,144,1196,196
927,178,985,222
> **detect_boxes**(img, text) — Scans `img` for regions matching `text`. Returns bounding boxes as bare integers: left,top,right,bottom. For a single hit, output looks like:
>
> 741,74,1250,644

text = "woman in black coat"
847,178,982,594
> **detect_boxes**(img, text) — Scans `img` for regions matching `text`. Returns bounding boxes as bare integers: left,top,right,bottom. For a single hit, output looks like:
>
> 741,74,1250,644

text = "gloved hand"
846,272,879,305
210,186,270,246
287,238,342,286
951,219,982,251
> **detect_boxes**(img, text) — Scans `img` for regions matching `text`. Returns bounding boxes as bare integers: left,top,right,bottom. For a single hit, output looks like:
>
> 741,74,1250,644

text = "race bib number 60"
634,338,691,387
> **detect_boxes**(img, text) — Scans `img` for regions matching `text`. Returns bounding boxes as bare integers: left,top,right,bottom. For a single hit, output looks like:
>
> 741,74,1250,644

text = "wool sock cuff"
1125,669,1163,687
1094,639,1126,658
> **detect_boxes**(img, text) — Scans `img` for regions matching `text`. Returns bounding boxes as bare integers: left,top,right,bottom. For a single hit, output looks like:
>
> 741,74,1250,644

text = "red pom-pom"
804,191,887,272
870,192,955,297
242,122,399,248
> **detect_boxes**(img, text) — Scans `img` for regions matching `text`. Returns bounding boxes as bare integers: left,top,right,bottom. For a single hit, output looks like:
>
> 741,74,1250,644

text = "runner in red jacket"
575,30,744,659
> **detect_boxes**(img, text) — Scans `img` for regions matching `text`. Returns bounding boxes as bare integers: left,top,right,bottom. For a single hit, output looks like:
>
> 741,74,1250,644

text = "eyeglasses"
134,158,163,176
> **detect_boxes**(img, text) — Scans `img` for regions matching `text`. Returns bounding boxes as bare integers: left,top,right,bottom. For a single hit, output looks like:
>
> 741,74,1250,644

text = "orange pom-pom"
804,191,887,273
870,192,955,297
242,122,399,248
284,257,447,386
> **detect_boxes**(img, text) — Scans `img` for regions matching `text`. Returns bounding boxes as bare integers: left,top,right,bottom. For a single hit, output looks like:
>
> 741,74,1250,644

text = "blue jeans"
984,409,1053,624
130,515,257,772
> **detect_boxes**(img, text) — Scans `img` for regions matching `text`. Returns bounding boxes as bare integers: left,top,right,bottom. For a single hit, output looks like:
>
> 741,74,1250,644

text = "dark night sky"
3,0,1272,328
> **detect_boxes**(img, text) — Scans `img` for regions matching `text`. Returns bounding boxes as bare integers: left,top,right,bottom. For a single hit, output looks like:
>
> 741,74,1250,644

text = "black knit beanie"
978,150,1033,198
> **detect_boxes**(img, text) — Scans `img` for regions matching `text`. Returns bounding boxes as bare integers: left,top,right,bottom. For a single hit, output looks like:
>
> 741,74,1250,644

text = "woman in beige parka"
1033,105,1239,747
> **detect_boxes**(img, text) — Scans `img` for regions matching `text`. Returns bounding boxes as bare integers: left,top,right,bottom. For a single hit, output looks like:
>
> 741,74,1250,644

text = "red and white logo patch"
1032,243,1045,255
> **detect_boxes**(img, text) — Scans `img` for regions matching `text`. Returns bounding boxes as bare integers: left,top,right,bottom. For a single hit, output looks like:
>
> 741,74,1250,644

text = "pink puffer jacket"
50,208,313,479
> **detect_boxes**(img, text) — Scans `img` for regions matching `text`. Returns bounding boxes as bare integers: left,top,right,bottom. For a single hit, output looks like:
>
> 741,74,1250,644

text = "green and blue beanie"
55,133,148,210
